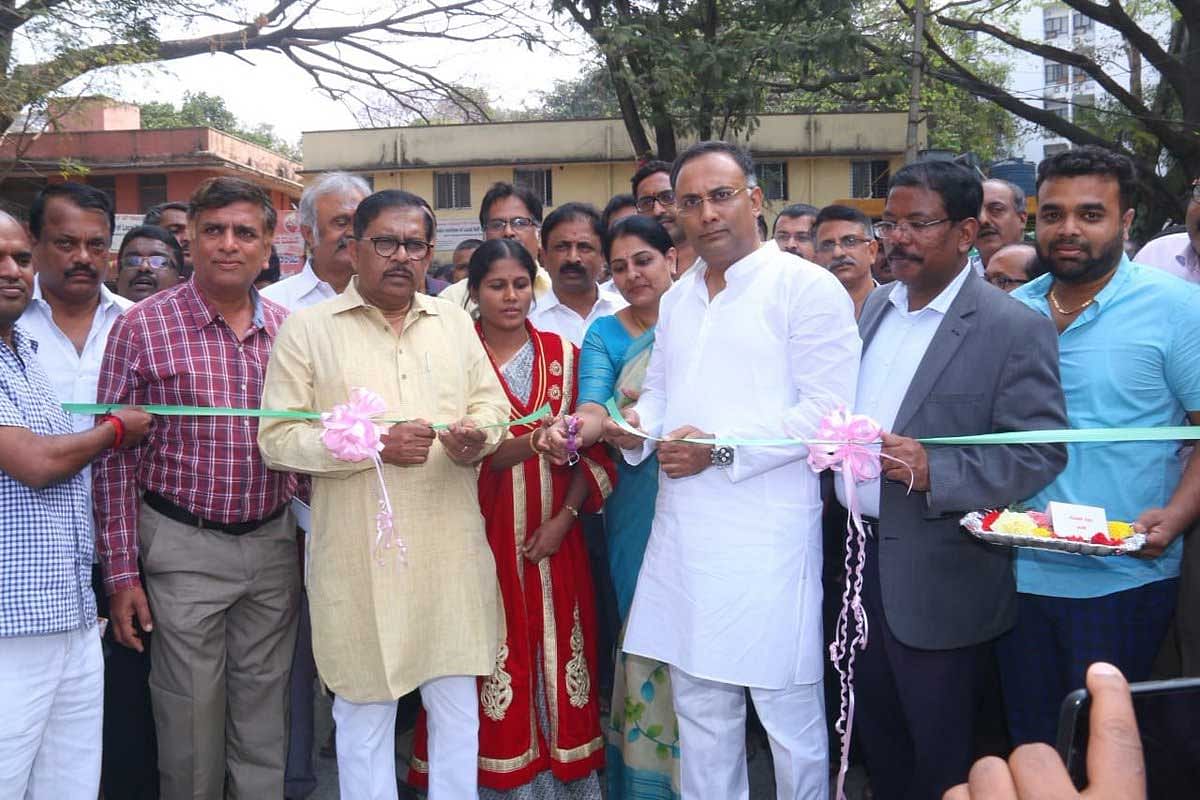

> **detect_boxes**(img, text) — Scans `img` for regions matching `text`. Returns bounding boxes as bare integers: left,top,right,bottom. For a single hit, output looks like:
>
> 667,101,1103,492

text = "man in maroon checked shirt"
94,177,298,800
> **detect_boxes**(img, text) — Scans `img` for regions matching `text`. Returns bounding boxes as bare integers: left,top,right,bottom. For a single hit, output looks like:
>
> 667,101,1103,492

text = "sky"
50,2,589,145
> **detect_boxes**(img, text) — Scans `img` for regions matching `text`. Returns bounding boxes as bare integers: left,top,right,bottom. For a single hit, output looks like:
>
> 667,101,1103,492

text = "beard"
1037,230,1125,284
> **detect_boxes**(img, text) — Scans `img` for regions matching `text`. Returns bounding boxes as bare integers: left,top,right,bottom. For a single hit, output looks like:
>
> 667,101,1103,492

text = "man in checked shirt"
94,177,299,800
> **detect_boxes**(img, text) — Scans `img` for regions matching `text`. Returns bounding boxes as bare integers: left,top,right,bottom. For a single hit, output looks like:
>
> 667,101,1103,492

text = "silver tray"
961,511,1145,557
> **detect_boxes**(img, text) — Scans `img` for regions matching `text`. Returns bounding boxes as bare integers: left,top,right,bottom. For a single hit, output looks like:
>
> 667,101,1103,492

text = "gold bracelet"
530,428,546,455
562,503,579,519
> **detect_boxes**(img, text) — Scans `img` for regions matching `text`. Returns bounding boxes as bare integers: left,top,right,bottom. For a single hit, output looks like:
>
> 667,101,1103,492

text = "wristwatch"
710,445,735,468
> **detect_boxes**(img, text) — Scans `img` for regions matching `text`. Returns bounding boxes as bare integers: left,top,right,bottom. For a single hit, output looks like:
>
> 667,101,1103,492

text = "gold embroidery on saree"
565,603,590,709
481,643,514,721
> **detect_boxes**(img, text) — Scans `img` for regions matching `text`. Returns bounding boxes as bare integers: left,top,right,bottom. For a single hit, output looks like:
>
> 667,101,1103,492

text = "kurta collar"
331,277,441,320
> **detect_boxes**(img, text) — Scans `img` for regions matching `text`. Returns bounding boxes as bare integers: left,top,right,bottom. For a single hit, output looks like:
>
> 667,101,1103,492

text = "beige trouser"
139,501,300,800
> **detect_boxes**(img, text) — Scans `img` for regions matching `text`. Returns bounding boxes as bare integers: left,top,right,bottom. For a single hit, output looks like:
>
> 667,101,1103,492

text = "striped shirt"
0,326,95,636
93,280,295,594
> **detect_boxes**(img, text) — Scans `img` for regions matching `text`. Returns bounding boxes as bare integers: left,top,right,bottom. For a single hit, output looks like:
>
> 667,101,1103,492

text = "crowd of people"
0,136,1197,800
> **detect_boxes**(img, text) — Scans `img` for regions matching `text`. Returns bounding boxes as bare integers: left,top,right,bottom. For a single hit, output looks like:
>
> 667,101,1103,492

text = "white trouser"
0,625,103,800
333,675,479,800
669,665,828,800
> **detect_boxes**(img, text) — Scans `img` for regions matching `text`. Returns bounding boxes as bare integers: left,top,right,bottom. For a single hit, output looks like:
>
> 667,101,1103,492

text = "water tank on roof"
988,160,1036,198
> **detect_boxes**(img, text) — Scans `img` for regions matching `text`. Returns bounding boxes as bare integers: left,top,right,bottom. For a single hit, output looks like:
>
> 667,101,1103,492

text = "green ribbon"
602,398,1200,447
64,402,552,432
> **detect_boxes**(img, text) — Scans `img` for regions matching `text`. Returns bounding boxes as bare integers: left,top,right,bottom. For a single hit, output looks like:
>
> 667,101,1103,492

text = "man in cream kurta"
259,189,510,800
605,143,860,800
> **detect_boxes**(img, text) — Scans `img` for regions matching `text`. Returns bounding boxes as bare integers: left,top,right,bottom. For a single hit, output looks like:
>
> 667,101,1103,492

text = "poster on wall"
273,210,307,277
110,214,144,252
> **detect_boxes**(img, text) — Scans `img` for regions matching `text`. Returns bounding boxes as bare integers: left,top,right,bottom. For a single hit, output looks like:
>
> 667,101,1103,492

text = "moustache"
65,265,98,280
559,263,587,275
335,235,350,251
828,257,857,271
887,250,922,263
978,225,999,238
383,266,414,280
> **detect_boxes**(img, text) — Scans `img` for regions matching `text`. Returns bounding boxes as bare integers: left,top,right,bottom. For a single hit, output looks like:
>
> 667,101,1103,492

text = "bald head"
0,211,34,342
985,243,1038,292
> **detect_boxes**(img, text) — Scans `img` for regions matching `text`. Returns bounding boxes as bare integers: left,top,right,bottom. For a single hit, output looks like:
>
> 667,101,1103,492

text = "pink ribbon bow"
321,388,405,567
807,407,886,800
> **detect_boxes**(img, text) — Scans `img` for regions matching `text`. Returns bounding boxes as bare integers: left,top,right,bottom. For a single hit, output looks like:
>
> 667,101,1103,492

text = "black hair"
117,225,187,277
540,202,604,249
813,204,875,239
756,215,768,241
888,160,983,223
603,215,675,262
478,182,544,229
352,189,435,240
630,160,672,196
454,238,484,254
465,238,537,297
257,246,281,284
772,203,819,235
1036,145,1138,213
670,141,756,188
601,193,637,231
190,177,277,234
144,201,189,226
30,182,115,240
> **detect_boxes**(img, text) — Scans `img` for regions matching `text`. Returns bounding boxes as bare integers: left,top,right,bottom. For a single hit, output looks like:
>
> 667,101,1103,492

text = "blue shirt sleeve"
578,318,619,407
1167,288,1200,412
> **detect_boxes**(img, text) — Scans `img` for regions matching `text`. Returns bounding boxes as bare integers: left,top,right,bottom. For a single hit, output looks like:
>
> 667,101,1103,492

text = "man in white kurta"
605,142,860,800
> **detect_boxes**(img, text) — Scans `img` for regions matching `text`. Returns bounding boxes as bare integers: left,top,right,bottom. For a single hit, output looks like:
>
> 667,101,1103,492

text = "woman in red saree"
409,238,614,798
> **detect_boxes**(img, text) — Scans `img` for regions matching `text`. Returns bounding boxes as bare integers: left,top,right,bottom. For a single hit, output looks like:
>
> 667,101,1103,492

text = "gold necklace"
1048,286,1096,316
627,307,654,335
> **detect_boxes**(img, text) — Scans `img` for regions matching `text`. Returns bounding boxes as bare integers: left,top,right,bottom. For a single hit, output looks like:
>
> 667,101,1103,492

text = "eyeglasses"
676,186,749,216
367,237,431,260
873,218,952,239
815,235,873,254
484,217,538,233
634,191,677,213
986,275,1028,290
120,254,176,270
774,232,814,245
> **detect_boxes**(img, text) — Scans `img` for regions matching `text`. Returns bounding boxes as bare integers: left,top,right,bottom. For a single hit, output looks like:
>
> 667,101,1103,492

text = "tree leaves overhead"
140,92,299,159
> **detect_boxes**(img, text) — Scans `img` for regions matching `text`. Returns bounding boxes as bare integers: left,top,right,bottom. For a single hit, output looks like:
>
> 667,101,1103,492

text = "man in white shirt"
439,182,553,311
605,141,861,800
18,183,150,798
1134,178,1199,283
528,202,626,345
262,172,370,312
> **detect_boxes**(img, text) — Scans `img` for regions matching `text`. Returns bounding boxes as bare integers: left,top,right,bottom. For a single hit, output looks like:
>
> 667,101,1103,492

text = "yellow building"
301,112,925,253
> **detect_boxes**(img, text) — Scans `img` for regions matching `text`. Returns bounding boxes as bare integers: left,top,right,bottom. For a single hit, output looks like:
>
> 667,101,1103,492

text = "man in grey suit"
836,160,1068,800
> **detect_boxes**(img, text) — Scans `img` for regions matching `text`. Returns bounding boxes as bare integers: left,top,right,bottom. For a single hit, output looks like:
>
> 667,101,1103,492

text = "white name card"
1047,501,1108,540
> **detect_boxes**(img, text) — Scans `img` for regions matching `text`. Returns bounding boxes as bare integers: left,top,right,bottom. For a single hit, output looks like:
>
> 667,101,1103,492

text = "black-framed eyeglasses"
483,217,538,233
634,191,677,213
120,254,176,271
367,236,431,259
987,274,1028,290
676,186,749,216
815,235,872,254
874,218,951,238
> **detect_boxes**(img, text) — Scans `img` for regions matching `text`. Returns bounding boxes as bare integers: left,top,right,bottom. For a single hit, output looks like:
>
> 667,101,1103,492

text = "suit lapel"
857,285,891,348
892,270,980,435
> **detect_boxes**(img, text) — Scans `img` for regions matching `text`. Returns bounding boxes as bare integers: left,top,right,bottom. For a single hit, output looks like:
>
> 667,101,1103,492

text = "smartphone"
1056,676,1200,797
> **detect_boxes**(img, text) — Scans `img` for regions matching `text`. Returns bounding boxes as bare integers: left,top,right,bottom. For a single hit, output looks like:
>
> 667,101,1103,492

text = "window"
1072,12,1092,33
513,168,553,206
1071,66,1089,84
754,162,788,201
138,173,167,213
1044,15,1068,38
1044,98,1069,120
1044,62,1068,85
1044,143,1069,159
433,172,471,210
851,160,890,199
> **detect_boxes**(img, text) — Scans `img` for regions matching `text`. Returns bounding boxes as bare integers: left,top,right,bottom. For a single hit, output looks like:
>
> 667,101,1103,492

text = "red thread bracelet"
100,413,125,449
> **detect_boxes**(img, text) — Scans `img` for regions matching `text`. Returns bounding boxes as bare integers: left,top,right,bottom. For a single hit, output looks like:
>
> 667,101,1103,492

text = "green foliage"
139,92,300,159
533,66,619,119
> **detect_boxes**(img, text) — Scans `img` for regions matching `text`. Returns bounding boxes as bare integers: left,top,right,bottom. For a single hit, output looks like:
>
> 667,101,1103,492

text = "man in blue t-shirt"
1001,146,1200,745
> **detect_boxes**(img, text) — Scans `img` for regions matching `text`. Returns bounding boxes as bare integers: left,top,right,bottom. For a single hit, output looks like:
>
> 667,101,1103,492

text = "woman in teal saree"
576,216,680,800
